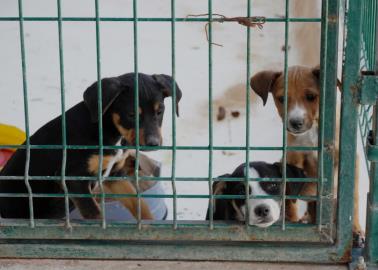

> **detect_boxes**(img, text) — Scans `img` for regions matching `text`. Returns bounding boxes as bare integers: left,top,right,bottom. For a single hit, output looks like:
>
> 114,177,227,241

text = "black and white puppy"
207,162,306,227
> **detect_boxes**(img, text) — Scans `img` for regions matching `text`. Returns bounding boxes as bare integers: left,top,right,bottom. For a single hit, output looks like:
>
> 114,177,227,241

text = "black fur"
206,161,306,221
0,73,182,219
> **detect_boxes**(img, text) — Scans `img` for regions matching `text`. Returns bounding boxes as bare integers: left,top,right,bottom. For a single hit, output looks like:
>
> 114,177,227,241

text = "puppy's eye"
157,109,163,116
269,183,280,192
277,96,285,104
127,112,135,119
237,188,245,195
306,93,316,102
261,182,280,194
270,183,279,189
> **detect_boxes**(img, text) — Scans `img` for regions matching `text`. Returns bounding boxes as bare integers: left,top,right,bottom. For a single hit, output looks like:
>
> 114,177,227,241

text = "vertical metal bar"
244,0,251,228
57,0,70,228
363,0,368,64
368,0,372,66
336,0,362,253
133,0,141,229
367,106,378,264
17,0,34,228
281,0,290,230
317,0,340,234
365,1,378,263
94,0,106,229
316,0,329,231
207,0,214,230
170,0,178,230
370,0,374,65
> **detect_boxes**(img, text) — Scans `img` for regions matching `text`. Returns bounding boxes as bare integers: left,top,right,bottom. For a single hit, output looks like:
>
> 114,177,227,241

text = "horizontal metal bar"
0,242,348,263
0,176,320,182
0,144,319,151
0,192,318,200
0,221,330,243
0,17,321,22
0,219,315,228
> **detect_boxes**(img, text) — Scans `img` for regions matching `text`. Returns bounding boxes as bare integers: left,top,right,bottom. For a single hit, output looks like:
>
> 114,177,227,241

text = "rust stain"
328,15,338,24
217,106,226,121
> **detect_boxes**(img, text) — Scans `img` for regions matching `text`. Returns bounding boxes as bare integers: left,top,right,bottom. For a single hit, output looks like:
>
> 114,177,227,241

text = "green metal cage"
0,0,376,266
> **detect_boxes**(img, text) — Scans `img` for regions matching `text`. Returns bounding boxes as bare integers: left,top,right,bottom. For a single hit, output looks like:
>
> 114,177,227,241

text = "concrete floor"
0,259,348,270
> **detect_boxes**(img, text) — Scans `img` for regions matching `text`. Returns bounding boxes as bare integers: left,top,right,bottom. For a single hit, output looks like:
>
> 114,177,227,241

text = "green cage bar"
94,0,107,229
17,0,34,228
132,0,142,229
170,0,178,230
243,0,251,230
0,17,321,23
280,0,290,230
207,0,214,229
56,0,71,229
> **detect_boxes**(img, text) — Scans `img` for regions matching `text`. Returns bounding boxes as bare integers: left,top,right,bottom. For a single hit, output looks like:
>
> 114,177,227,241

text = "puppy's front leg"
68,182,102,219
104,181,153,220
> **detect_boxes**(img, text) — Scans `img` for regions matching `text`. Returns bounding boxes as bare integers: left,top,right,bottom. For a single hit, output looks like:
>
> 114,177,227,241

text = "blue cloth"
69,181,167,221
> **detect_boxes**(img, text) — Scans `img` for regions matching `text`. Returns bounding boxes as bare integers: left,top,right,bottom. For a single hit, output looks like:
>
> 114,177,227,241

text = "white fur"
241,168,281,227
290,124,318,148
103,139,128,178
288,119,319,221
288,103,306,123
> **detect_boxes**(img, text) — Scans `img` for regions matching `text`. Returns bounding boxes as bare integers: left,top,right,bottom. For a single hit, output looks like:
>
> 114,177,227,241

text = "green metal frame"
0,0,374,264
357,0,378,268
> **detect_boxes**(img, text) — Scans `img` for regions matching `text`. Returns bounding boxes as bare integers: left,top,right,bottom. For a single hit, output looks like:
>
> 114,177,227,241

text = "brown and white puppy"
250,65,362,236
92,149,161,220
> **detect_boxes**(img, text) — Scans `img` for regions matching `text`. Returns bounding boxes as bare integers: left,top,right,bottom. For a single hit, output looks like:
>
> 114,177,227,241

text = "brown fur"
112,113,146,145
87,152,153,220
103,180,153,220
270,67,320,130
250,65,362,235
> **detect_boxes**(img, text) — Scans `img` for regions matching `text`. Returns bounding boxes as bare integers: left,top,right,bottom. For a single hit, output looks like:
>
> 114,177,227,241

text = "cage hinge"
366,129,378,162
358,71,378,105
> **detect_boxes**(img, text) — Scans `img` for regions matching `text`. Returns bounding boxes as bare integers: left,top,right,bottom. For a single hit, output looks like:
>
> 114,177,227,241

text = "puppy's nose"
289,118,304,130
145,135,160,146
254,204,270,218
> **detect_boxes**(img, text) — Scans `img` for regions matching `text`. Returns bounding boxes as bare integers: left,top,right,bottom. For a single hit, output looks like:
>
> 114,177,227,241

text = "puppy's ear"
312,65,320,80
213,176,229,195
152,74,183,117
312,65,342,91
283,163,306,196
83,77,122,123
286,164,306,178
250,70,281,106
207,177,229,220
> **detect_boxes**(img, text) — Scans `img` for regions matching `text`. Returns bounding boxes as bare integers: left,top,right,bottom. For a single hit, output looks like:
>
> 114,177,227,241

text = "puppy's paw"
298,211,312,224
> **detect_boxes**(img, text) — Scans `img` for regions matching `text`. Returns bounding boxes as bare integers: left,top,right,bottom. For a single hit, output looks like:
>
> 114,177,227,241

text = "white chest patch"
290,125,318,147
103,139,128,178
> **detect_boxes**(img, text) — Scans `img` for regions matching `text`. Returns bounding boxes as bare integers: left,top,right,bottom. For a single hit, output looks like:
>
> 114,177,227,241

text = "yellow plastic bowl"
0,123,26,151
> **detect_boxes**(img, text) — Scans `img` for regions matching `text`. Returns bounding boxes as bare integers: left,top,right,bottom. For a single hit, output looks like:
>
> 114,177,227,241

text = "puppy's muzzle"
249,200,281,227
287,117,312,135
145,135,161,147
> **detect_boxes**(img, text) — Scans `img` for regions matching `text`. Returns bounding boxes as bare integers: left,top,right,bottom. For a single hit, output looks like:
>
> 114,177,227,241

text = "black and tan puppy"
0,73,182,220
